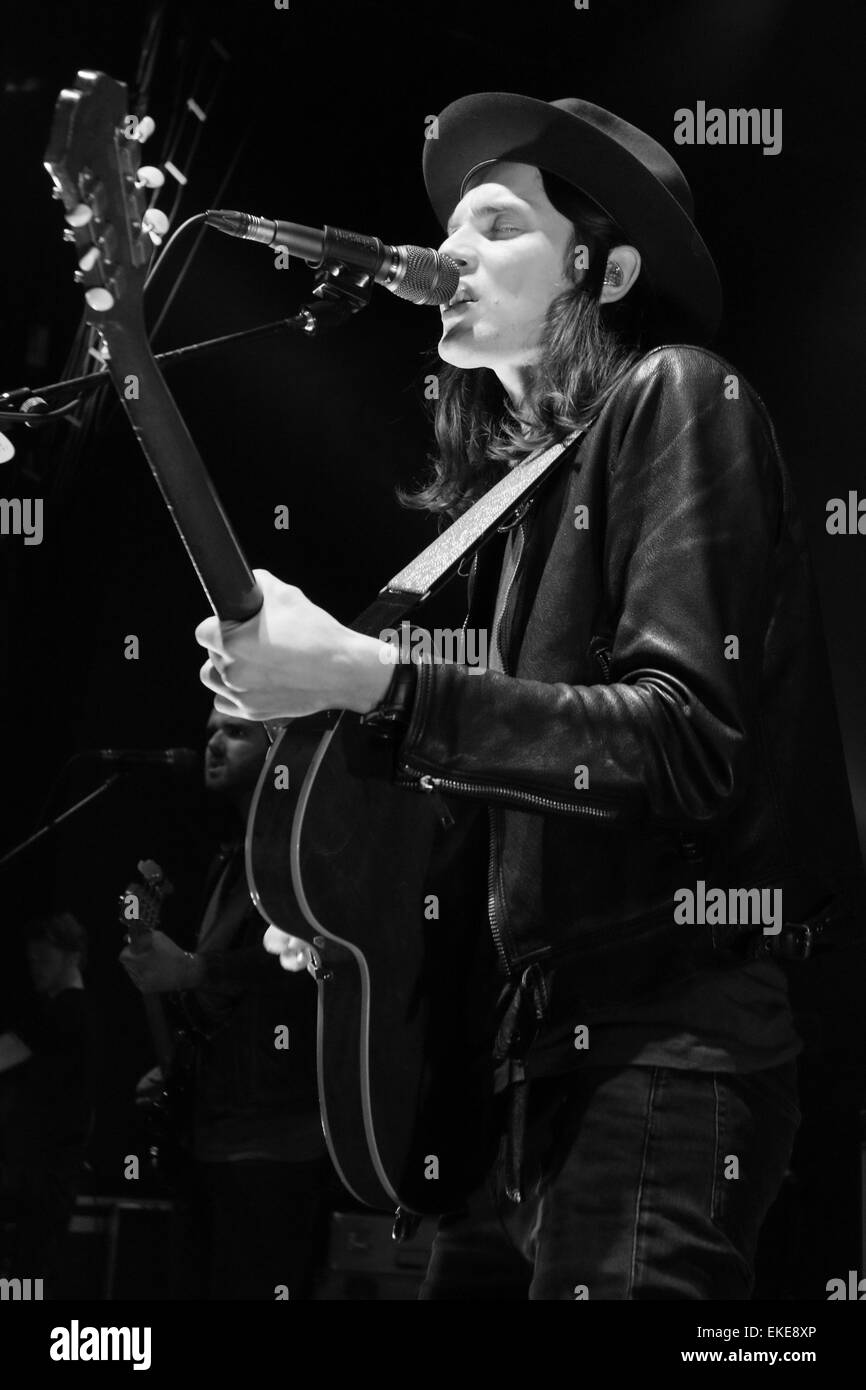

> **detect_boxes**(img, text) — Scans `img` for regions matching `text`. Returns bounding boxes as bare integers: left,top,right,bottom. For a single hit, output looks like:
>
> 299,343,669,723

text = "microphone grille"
392,247,460,306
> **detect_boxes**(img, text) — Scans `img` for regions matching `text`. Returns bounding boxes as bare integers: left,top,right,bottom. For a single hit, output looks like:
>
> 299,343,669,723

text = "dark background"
0,0,864,1297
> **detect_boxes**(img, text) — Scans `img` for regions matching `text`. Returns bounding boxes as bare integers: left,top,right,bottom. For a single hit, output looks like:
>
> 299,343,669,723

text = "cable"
148,130,249,345
0,398,83,425
144,212,208,291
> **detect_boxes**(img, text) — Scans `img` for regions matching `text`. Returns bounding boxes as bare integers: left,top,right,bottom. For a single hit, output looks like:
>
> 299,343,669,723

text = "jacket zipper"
395,768,619,820
589,635,613,683
399,540,623,972
396,769,619,979
487,808,508,970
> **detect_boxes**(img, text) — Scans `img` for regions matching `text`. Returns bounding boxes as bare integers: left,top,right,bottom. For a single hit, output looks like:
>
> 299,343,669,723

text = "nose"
437,230,477,272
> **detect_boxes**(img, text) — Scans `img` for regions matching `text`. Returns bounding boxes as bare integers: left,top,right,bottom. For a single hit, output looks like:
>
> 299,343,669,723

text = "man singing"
193,95,865,1299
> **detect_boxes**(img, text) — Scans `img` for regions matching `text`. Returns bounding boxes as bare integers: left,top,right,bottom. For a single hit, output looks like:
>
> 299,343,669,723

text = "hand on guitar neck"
120,929,203,994
119,859,203,995
195,568,394,722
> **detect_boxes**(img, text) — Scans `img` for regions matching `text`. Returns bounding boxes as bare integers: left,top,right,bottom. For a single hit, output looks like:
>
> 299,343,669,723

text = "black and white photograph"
0,0,864,1364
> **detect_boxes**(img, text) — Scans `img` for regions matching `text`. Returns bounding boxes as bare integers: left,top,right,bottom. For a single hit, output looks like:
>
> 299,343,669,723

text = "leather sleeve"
394,348,784,827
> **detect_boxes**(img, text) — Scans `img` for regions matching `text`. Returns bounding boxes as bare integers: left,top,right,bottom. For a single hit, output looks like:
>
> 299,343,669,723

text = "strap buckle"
751,920,814,962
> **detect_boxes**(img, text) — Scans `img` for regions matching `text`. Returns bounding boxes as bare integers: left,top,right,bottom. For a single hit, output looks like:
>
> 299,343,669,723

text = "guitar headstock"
44,70,166,331
119,857,175,944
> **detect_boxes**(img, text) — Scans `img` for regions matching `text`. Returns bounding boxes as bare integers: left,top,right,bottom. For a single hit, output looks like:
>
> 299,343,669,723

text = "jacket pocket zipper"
592,639,612,683
395,767,619,820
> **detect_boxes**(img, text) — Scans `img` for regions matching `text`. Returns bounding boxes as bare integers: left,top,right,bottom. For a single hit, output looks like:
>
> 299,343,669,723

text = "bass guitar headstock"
119,857,175,950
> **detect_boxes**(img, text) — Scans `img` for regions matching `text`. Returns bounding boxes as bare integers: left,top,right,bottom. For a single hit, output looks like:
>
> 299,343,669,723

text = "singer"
194,94,865,1298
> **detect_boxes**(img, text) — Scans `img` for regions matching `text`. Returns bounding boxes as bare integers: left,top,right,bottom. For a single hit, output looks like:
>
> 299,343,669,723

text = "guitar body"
138,1022,196,1185
248,711,500,1214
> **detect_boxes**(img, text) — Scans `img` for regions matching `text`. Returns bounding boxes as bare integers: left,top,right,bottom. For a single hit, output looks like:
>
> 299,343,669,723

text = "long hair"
398,170,669,520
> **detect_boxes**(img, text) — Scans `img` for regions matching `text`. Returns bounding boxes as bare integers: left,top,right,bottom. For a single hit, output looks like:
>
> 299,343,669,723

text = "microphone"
91,748,199,770
205,210,460,306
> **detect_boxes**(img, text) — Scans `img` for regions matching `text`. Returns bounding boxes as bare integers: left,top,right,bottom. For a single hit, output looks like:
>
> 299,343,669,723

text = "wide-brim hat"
423,93,722,340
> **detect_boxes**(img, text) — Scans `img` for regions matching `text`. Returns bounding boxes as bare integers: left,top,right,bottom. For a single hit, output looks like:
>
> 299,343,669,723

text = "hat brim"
423,92,722,339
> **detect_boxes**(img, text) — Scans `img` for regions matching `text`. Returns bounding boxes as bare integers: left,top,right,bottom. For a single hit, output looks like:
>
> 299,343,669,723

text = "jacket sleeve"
195,912,310,998
393,348,784,828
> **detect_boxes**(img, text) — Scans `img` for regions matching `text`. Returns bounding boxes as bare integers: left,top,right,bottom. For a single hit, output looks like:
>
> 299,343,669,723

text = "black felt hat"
423,93,723,339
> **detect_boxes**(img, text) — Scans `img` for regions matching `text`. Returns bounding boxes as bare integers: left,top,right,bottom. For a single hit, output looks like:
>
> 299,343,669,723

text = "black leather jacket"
393,345,866,1009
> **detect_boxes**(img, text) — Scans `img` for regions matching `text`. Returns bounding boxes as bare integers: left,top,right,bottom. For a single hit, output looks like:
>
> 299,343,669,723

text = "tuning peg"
78,246,101,272
65,203,93,228
135,165,165,190
142,208,169,245
133,115,156,143
85,287,114,312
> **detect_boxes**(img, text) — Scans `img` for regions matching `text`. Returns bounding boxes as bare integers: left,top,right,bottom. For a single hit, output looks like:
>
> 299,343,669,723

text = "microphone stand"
0,776,120,871
0,260,374,418
0,263,374,868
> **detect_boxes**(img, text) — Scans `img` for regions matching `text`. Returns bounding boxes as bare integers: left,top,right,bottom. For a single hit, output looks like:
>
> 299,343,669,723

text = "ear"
599,245,642,304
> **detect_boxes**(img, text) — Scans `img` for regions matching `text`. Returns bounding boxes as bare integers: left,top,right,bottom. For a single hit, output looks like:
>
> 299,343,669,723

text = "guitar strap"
381,421,596,603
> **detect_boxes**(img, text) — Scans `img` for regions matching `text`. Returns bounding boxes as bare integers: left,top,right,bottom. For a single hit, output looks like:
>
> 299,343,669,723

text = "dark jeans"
174,1157,332,1300
419,1060,801,1300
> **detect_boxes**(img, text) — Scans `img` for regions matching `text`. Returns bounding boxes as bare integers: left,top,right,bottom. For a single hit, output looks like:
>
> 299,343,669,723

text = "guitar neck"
46,70,261,628
106,316,262,624
142,995,174,1074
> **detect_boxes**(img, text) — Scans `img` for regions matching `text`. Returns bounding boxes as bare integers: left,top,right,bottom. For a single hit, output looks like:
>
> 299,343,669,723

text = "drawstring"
492,962,550,1203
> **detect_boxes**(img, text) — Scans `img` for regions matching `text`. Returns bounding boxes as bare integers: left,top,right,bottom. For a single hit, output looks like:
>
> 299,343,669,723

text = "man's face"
437,162,576,372
204,711,267,797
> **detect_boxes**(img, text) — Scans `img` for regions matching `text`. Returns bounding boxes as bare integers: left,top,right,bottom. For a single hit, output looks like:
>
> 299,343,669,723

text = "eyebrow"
446,198,528,237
